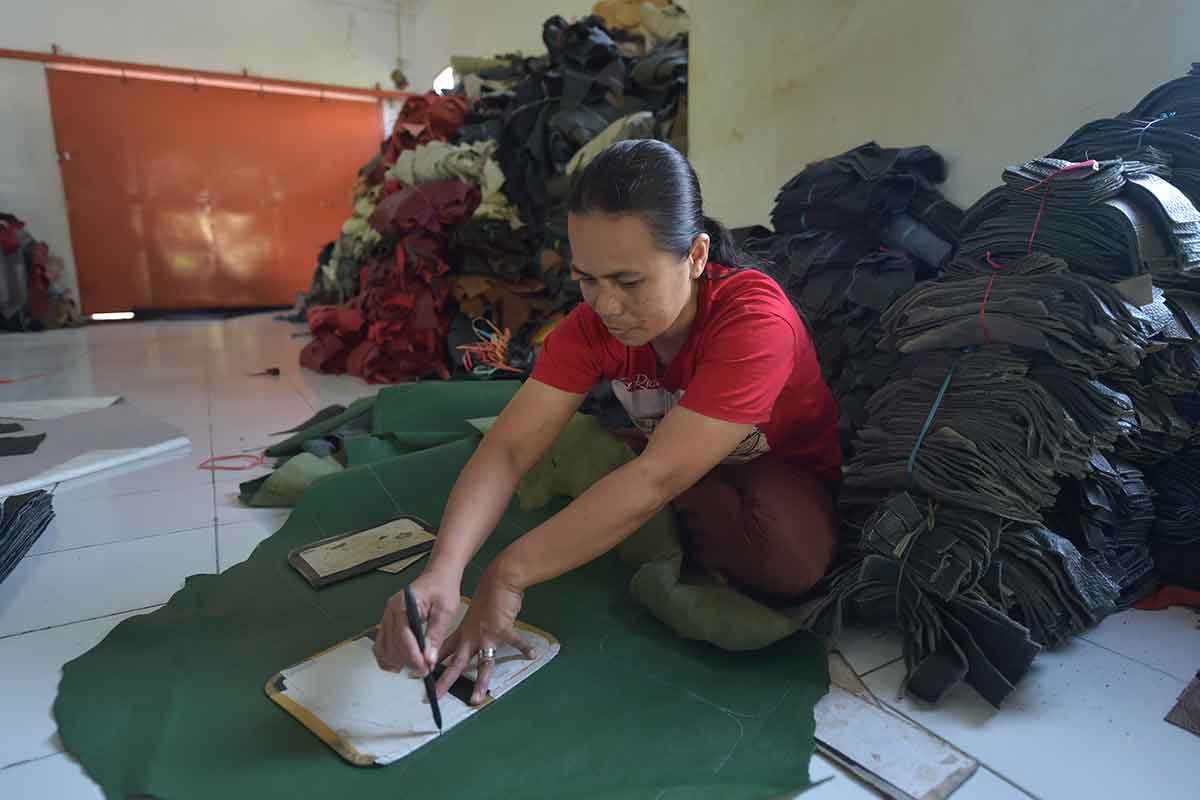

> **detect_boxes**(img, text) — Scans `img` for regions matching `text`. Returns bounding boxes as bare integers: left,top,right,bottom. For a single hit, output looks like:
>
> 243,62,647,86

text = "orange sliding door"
46,67,382,313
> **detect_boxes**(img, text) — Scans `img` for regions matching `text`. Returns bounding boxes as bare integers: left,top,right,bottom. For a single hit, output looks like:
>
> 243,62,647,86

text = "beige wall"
689,0,1200,228
0,0,402,88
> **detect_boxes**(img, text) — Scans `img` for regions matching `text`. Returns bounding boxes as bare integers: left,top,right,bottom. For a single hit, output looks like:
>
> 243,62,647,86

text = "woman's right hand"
374,566,462,676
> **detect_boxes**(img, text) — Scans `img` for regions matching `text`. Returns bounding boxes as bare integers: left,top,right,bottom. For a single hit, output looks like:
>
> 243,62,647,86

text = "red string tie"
978,251,1008,344
1021,159,1098,255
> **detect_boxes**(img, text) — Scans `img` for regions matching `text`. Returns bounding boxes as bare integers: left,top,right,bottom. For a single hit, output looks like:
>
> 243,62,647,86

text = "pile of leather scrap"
297,14,688,382
306,93,470,309
387,139,518,227
590,1,688,58
301,181,480,383
0,213,84,332
449,13,687,372
740,143,962,451
490,14,688,241
379,93,469,171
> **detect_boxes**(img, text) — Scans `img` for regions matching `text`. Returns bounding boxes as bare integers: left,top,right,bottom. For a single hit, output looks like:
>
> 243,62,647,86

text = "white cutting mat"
266,602,559,766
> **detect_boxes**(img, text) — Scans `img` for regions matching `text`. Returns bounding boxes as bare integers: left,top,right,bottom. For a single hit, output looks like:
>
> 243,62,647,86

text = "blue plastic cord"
1137,111,1176,148
906,359,959,479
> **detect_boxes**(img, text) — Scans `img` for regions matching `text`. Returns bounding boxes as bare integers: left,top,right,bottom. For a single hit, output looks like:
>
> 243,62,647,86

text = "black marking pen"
403,585,443,731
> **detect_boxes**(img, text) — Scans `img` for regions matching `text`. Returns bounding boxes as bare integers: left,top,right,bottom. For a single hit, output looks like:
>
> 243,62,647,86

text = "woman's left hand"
436,563,535,705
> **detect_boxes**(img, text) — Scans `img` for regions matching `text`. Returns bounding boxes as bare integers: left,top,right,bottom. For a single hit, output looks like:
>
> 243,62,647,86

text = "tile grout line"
842,653,1042,796
976,764,1043,800
23,522,219,559
208,354,220,574
860,674,1044,800
0,603,163,642
1,750,63,772
50,475,219,503
1075,636,1190,684
854,655,903,679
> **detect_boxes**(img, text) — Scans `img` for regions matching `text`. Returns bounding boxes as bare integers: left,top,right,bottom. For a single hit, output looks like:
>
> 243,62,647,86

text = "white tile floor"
0,313,1196,798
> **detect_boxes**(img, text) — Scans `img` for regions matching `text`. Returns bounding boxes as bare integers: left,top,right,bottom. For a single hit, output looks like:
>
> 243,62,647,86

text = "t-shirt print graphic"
611,375,771,463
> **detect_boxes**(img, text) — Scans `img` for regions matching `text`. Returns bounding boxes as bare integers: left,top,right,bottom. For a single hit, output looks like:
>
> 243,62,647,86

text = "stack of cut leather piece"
810,249,1154,705
958,158,1200,284
842,348,1092,523
788,522,1111,707
1051,63,1200,232
882,253,1152,373
772,143,954,234
1029,364,1138,452
0,490,55,586
1052,114,1200,173
752,231,912,452
751,145,962,451
990,525,1119,648
1046,453,1157,607
771,143,962,259
1103,369,1193,467
1144,289,1200,395
1148,447,1200,589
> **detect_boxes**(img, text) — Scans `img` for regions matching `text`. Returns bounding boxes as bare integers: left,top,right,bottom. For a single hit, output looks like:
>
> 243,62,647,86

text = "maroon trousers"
673,456,838,602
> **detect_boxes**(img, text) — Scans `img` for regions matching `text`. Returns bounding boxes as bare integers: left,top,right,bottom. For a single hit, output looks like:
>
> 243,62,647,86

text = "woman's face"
567,212,707,347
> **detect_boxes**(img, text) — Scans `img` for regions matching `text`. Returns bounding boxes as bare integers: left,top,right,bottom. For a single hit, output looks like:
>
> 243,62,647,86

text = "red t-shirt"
531,263,842,482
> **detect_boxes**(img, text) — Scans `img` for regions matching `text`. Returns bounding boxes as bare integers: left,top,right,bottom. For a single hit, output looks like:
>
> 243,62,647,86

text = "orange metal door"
46,68,382,313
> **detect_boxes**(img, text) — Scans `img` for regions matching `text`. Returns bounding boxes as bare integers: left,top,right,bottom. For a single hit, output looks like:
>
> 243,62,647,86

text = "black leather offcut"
0,490,55,586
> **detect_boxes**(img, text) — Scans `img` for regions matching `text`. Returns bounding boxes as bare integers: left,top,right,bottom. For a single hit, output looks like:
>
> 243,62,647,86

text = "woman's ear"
689,233,710,279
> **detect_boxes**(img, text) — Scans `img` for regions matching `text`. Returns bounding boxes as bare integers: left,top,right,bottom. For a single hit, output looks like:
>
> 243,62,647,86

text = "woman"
374,140,841,704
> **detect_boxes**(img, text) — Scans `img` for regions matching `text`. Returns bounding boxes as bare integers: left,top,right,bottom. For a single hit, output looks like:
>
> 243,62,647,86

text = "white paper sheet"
0,399,189,498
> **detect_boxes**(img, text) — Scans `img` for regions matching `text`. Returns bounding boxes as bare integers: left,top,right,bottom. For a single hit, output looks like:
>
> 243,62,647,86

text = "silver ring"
477,646,496,662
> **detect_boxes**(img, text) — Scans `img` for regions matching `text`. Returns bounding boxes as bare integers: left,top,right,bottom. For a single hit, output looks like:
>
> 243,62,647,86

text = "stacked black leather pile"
1148,446,1200,589
1046,454,1158,607
952,64,1200,597
842,346,1094,523
797,250,1167,706
747,143,962,451
958,158,1200,285
0,490,55,587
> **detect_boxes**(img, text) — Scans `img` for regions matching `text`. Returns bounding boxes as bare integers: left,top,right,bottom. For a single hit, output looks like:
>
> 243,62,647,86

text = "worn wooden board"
1165,674,1200,738
815,653,978,800
377,550,431,574
289,517,435,588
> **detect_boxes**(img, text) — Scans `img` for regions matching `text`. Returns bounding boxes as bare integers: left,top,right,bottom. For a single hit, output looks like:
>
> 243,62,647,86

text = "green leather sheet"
53,383,827,799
